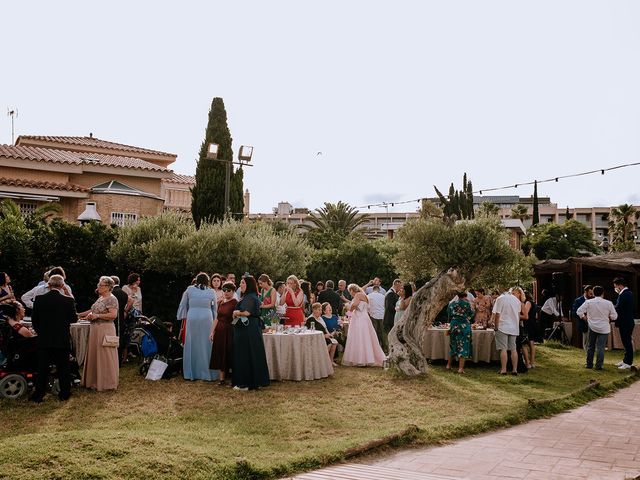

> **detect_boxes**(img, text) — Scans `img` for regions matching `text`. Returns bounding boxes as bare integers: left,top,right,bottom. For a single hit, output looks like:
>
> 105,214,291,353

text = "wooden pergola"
533,252,640,346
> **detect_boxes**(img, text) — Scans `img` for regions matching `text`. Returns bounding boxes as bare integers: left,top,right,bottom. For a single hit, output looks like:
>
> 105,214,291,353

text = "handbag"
102,335,120,347
101,311,120,347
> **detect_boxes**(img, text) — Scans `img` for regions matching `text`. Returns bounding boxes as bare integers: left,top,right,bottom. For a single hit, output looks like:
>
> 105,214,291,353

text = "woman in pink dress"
342,284,386,367
279,275,305,326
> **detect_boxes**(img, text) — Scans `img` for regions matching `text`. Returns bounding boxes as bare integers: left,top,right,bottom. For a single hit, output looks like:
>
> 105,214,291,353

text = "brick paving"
291,380,640,480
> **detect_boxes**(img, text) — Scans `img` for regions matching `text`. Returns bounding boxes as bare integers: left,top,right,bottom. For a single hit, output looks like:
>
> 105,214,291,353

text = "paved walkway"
292,380,640,480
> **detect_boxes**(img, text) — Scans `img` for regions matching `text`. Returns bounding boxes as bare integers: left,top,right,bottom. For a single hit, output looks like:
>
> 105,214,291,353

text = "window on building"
18,202,38,216
110,212,138,227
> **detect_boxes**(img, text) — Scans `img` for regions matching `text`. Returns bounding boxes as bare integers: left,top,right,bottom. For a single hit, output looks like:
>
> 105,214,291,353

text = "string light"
353,160,640,210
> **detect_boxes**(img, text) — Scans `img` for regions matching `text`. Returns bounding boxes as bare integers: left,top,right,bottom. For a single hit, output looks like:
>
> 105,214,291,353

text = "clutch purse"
102,335,120,347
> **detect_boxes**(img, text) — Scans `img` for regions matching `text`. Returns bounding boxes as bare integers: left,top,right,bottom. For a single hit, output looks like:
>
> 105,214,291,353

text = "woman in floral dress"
446,292,474,374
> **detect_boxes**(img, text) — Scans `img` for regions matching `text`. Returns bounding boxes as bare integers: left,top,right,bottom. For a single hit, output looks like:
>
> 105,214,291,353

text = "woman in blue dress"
446,292,474,374
232,275,270,391
177,272,218,381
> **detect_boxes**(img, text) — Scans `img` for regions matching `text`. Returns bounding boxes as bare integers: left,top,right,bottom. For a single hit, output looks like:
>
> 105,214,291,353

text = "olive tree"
389,217,532,375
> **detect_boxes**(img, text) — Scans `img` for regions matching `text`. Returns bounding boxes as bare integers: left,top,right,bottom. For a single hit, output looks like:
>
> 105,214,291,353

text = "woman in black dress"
232,275,270,391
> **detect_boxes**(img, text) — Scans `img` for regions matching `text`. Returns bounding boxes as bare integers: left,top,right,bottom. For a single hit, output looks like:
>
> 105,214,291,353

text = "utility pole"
7,108,18,144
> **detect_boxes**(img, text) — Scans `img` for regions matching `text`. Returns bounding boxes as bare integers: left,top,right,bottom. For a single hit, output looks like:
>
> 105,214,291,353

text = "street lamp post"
206,142,254,217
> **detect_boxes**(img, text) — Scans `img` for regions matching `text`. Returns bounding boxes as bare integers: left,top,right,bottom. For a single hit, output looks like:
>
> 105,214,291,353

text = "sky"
2,1,640,214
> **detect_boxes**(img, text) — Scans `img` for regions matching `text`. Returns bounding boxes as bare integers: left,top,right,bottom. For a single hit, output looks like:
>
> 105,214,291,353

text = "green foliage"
510,204,530,221
419,199,444,220
393,217,524,285
434,173,474,220
532,180,540,225
522,219,599,259
609,204,638,252
0,199,118,311
191,97,244,227
302,201,369,248
109,214,311,318
306,237,398,288
476,201,500,218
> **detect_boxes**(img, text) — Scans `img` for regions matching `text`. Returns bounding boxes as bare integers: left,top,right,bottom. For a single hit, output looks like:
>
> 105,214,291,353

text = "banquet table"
262,330,334,381
562,320,640,350
70,322,91,366
422,328,500,363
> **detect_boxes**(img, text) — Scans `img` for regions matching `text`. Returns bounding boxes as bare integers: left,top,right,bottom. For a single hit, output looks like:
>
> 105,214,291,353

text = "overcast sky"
2,1,640,213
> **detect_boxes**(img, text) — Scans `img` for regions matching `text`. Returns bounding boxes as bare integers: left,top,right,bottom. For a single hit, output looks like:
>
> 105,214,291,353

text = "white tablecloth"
422,328,500,363
262,331,334,381
70,323,91,366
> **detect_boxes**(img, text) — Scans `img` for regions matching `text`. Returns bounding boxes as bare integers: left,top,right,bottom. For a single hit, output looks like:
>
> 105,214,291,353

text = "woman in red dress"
279,275,305,326
209,282,238,386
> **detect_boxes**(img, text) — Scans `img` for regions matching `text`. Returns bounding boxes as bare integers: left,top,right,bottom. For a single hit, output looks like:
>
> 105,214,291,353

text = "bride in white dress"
342,284,386,367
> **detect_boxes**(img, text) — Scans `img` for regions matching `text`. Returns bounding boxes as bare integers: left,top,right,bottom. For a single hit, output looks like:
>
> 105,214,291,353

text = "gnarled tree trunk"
388,268,465,376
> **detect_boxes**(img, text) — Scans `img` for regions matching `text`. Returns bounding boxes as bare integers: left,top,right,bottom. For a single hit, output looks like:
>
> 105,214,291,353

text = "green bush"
306,236,398,286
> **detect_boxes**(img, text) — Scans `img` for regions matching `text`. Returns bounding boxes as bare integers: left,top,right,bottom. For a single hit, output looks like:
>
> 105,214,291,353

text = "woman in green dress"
446,292,474,374
258,274,277,327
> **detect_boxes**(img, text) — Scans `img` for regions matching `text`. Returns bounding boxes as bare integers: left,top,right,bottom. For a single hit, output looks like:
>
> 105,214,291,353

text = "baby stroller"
129,316,183,379
0,319,81,399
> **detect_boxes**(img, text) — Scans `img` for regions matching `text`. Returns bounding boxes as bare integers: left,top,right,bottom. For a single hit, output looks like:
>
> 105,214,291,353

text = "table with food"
262,326,334,381
422,323,500,363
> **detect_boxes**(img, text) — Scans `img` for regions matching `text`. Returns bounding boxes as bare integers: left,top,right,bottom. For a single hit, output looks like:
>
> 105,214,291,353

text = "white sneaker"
233,386,249,391
615,361,624,367
618,363,631,370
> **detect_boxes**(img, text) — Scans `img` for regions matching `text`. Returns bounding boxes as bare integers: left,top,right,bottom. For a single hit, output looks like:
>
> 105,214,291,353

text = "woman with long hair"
342,284,386,367
279,275,305,326
258,274,278,327
177,272,218,381
521,290,537,368
394,283,413,325
232,275,270,390
210,273,224,303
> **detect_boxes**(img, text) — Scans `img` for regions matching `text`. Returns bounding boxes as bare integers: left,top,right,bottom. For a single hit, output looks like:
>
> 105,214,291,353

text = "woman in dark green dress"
232,275,270,391
446,292,474,374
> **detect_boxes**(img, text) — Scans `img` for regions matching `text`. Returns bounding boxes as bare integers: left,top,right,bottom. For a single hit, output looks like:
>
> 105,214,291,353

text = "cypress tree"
565,206,571,221
191,97,243,227
532,180,540,225
467,180,474,219
230,166,245,219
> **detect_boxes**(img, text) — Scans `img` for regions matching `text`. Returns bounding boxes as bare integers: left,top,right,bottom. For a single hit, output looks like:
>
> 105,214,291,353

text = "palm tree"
609,204,638,252
302,201,369,236
0,199,62,221
509,204,530,221
477,201,500,218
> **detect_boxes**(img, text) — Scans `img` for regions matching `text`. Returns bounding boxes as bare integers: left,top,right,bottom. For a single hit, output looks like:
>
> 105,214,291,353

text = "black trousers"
618,324,635,366
34,348,70,399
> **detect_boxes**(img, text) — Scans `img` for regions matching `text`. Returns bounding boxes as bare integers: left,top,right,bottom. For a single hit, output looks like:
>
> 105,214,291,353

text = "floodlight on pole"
238,145,254,163
206,142,219,160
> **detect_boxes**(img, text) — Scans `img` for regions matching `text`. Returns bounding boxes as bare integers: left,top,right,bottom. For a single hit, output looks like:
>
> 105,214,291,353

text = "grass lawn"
0,343,637,480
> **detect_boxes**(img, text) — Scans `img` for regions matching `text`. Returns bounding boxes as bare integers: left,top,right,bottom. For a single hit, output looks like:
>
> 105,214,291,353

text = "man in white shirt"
367,286,387,351
576,285,617,370
362,277,387,295
22,266,74,309
491,288,523,375
540,291,561,337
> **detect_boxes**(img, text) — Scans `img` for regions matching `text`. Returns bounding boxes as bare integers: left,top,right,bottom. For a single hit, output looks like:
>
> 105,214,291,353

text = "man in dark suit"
613,277,635,369
30,274,77,402
318,280,341,316
571,285,594,350
383,279,403,340
111,275,131,365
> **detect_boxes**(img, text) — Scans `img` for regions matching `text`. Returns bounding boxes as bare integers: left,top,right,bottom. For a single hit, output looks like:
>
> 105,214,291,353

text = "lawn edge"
250,372,639,480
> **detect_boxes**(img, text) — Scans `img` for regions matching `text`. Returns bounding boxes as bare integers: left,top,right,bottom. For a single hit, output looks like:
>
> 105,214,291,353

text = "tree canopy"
609,204,638,252
191,97,244,227
302,201,369,248
434,173,474,221
522,219,599,259
393,217,531,288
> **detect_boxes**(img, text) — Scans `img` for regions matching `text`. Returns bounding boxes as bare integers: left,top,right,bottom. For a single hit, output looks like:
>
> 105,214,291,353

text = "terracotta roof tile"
0,177,90,193
17,135,176,158
0,145,169,172
165,172,195,185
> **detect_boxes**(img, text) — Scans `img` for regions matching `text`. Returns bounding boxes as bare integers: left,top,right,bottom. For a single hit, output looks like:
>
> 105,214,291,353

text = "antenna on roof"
7,108,18,144
89,132,93,138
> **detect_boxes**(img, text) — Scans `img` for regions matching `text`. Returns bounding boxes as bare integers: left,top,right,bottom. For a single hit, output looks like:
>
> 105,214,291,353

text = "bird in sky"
316,151,323,156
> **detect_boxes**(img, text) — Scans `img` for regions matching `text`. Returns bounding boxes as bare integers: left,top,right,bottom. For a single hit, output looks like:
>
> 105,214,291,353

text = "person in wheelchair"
0,300,38,371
